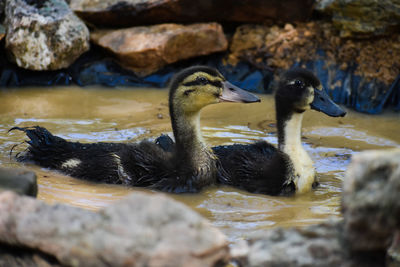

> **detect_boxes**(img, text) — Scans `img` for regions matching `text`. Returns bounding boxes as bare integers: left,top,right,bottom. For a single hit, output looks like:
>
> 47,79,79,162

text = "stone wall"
0,0,399,114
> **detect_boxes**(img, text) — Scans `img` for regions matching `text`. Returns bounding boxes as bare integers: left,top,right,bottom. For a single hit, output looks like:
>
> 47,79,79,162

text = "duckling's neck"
173,111,206,154
171,108,216,183
277,112,315,194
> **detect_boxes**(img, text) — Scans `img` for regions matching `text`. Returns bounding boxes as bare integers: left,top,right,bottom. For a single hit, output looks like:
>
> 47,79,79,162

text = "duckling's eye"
294,80,303,87
197,76,208,84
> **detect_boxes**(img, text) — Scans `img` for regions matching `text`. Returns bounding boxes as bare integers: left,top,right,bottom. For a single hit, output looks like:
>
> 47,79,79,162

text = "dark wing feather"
10,126,209,193
10,126,135,183
214,142,295,196
153,136,295,195
116,141,173,187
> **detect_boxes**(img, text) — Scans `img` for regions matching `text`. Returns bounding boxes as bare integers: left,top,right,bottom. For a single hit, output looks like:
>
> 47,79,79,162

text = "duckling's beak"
219,81,260,103
311,87,346,117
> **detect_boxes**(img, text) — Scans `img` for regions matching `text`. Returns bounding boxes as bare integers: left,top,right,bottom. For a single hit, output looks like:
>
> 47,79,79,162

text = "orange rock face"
228,22,400,85
91,23,228,76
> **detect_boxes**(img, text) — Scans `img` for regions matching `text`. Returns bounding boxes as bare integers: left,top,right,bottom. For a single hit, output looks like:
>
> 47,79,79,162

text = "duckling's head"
275,68,346,117
169,66,260,114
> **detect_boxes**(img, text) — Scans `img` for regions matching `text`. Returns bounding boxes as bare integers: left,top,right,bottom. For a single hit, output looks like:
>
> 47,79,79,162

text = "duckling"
213,68,346,195
156,68,346,195
10,66,260,193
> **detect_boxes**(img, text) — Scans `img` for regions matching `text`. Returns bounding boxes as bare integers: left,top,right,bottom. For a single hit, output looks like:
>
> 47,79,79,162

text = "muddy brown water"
1,87,399,242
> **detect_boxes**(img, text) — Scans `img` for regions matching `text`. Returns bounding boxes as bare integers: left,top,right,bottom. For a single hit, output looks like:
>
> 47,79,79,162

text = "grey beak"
219,81,260,103
311,88,346,117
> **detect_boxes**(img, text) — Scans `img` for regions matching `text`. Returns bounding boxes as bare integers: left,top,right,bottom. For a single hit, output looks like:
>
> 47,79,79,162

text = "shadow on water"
1,87,399,242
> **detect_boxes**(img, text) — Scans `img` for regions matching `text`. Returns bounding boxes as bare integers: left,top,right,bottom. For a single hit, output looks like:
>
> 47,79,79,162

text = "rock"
227,22,400,114
0,44,270,93
0,167,37,197
231,220,388,266
0,191,229,267
5,0,90,70
69,0,314,27
388,231,400,266
91,23,228,76
237,220,346,267
342,148,400,252
315,0,400,38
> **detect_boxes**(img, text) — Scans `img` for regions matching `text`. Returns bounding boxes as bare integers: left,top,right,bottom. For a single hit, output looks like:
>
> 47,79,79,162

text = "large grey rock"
342,148,400,252
5,0,89,70
315,0,400,37
231,221,388,267
91,23,228,76
0,168,37,197
69,0,314,27
233,220,345,267
0,191,229,267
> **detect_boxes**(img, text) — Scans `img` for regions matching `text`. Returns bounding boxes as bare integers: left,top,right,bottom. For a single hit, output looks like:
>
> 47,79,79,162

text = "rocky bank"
0,0,399,114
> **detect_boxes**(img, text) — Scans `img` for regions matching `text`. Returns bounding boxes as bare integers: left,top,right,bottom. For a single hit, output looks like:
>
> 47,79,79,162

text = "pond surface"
1,87,399,242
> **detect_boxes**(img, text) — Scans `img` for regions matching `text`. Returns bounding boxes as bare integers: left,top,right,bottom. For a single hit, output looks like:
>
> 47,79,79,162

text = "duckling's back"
213,141,295,196
12,126,213,193
11,127,171,184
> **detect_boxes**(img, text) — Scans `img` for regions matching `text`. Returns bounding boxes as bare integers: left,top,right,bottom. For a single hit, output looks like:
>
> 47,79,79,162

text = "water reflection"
0,87,399,242
308,126,399,147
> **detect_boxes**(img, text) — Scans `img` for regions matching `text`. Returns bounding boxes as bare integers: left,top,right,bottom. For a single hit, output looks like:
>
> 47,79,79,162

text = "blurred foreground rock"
388,232,400,266
0,191,228,267
69,0,314,27
0,167,37,197
91,23,228,76
5,0,89,70
316,0,400,38
342,148,400,253
232,220,345,267
231,148,400,266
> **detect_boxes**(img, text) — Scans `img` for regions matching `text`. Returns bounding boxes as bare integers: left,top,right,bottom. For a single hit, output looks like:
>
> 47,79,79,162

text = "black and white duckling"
213,68,346,195
10,66,260,193
158,68,347,195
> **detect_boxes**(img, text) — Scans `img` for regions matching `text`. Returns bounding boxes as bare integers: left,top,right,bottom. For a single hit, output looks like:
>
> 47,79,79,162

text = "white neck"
279,113,315,194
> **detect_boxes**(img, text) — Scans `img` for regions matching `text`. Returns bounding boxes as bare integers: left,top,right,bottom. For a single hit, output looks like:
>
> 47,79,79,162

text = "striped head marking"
170,66,259,114
177,71,226,112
